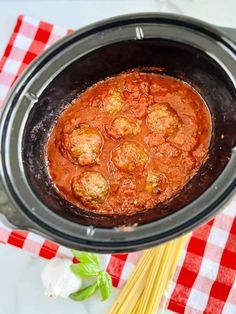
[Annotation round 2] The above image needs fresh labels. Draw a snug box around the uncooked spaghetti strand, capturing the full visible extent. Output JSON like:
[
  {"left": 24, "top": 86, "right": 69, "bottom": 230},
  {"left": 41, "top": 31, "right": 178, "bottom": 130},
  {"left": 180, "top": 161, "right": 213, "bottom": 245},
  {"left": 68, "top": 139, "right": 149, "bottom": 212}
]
[
  {"left": 114, "top": 249, "right": 152, "bottom": 298},
  {"left": 110, "top": 257, "right": 151, "bottom": 314},
  {"left": 132, "top": 296, "right": 141, "bottom": 314},
  {"left": 147, "top": 240, "right": 176, "bottom": 314},
  {"left": 109, "top": 249, "right": 154, "bottom": 314},
  {"left": 146, "top": 241, "right": 182, "bottom": 314},
  {"left": 133, "top": 239, "right": 183, "bottom": 314},
  {"left": 130, "top": 250, "right": 161, "bottom": 314},
  {"left": 136, "top": 244, "right": 165, "bottom": 314},
  {"left": 118, "top": 273, "right": 146, "bottom": 314},
  {"left": 169, "top": 235, "right": 188, "bottom": 278},
  {"left": 161, "top": 235, "right": 189, "bottom": 314},
  {"left": 110, "top": 235, "right": 189, "bottom": 314}
]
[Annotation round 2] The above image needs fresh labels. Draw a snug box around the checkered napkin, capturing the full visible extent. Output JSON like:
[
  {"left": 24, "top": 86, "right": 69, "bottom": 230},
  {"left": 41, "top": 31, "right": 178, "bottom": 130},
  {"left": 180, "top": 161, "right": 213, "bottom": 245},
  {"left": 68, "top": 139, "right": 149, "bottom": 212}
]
[{"left": 1, "top": 16, "right": 236, "bottom": 313}]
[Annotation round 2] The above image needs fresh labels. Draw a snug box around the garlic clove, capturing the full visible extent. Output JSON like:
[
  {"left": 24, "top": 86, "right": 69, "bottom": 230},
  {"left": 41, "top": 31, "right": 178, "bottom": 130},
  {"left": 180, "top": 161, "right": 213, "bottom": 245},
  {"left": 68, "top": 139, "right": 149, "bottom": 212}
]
[{"left": 41, "top": 257, "right": 82, "bottom": 299}]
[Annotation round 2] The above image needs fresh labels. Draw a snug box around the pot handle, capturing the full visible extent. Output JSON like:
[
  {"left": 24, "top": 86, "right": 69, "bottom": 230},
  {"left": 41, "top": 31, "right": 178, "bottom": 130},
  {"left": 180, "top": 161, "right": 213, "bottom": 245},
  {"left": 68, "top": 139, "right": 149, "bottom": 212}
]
[{"left": 0, "top": 179, "right": 36, "bottom": 231}]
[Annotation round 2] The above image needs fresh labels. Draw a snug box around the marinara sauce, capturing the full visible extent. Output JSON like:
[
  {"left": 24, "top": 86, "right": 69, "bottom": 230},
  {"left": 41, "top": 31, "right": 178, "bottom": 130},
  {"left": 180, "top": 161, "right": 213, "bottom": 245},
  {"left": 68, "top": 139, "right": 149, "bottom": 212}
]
[{"left": 47, "top": 72, "right": 211, "bottom": 215}]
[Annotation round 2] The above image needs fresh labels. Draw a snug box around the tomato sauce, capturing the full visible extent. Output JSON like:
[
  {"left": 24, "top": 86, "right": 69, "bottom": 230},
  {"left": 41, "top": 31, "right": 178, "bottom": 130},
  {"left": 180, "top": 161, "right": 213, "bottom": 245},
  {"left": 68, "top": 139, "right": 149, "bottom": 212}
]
[{"left": 47, "top": 72, "right": 211, "bottom": 215}]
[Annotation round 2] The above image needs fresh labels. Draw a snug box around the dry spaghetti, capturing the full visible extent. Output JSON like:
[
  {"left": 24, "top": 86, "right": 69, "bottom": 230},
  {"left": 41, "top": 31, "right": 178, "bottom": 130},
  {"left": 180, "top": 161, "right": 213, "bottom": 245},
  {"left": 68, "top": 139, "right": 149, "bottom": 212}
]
[{"left": 109, "top": 235, "right": 188, "bottom": 314}]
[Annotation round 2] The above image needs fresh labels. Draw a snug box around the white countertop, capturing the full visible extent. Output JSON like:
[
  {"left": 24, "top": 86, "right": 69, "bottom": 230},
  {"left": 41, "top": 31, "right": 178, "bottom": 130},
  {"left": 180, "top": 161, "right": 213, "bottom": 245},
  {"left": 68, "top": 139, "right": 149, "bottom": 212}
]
[{"left": 0, "top": 1, "right": 236, "bottom": 313}]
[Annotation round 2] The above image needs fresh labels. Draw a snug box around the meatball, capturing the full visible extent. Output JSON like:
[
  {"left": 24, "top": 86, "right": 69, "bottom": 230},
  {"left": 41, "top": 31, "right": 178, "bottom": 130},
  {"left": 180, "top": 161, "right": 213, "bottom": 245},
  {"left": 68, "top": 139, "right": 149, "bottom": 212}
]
[
  {"left": 72, "top": 171, "right": 109, "bottom": 206},
  {"left": 146, "top": 171, "right": 168, "bottom": 193},
  {"left": 147, "top": 103, "right": 182, "bottom": 137},
  {"left": 106, "top": 117, "right": 141, "bottom": 140},
  {"left": 61, "top": 126, "right": 103, "bottom": 166},
  {"left": 112, "top": 141, "right": 149, "bottom": 172},
  {"left": 103, "top": 89, "right": 122, "bottom": 114}
]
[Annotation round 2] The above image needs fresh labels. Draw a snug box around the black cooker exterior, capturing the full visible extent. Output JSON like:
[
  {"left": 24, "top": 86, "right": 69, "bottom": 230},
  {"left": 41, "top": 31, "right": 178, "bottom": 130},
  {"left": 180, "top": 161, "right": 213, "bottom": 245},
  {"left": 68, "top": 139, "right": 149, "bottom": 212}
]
[{"left": 0, "top": 13, "right": 236, "bottom": 253}]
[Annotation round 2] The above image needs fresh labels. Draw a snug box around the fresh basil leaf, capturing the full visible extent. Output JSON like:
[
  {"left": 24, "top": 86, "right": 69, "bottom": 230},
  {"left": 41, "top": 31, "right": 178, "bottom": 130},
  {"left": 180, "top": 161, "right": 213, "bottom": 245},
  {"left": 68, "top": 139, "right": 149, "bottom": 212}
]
[
  {"left": 71, "top": 250, "right": 99, "bottom": 266},
  {"left": 98, "top": 272, "right": 112, "bottom": 301},
  {"left": 71, "top": 263, "right": 101, "bottom": 277},
  {"left": 69, "top": 281, "right": 98, "bottom": 301}
]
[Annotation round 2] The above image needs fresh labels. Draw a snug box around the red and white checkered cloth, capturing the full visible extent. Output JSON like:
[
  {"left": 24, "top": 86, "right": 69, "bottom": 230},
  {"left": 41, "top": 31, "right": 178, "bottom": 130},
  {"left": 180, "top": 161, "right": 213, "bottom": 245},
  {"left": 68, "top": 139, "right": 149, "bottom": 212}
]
[{"left": 1, "top": 15, "right": 236, "bottom": 313}]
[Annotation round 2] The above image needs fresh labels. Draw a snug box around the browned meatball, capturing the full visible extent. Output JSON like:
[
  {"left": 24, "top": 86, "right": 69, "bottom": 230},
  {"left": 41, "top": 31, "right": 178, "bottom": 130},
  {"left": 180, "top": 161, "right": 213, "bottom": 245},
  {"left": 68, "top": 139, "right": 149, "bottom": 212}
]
[
  {"left": 72, "top": 171, "right": 109, "bottom": 206},
  {"left": 61, "top": 126, "right": 103, "bottom": 166},
  {"left": 147, "top": 103, "right": 182, "bottom": 137},
  {"left": 146, "top": 171, "right": 168, "bottom": 193},
  {"left": 106, "top": 117, "right": 140, "bottom": 140},
  {"left": 112, "top": 141, "right": 149, "bottom": 172},
  {"left": 103, "top": 89, "right": 123, "bottom": 114}
]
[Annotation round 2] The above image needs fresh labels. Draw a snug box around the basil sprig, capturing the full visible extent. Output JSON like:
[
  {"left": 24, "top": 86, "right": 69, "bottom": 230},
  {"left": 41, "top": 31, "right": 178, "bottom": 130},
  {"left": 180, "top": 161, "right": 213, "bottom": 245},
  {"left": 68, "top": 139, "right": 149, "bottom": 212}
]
[
  {"left": 98, "top": 271, "right": 112, "bottom": 301},
  {"left": 69, "top": 250, "right": 112, "bottom": 302},
  {"left": 70, "top": 281, "right": 98, "bottom": 301}
]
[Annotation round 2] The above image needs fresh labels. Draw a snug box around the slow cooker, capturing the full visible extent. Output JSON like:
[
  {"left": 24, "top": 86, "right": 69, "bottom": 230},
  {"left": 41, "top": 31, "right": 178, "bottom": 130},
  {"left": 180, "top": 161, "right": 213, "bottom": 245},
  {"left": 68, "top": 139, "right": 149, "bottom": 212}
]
[{"left": 0, "top": 13, "right": 236, "bottom": 253}]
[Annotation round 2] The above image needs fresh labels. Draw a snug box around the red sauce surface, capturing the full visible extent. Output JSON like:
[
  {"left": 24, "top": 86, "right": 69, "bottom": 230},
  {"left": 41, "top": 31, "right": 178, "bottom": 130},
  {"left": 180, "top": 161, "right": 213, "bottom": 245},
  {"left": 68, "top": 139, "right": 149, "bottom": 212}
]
[{"left": 47, "top": 72, "right": 211, "bottom": 215}]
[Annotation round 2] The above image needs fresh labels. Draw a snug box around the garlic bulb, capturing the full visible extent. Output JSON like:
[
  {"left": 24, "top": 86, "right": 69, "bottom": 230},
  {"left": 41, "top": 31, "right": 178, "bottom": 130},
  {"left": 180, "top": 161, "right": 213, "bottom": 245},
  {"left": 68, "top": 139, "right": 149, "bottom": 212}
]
[{"left": 41, "top": 257, "right": 82, "bottom": 299}]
